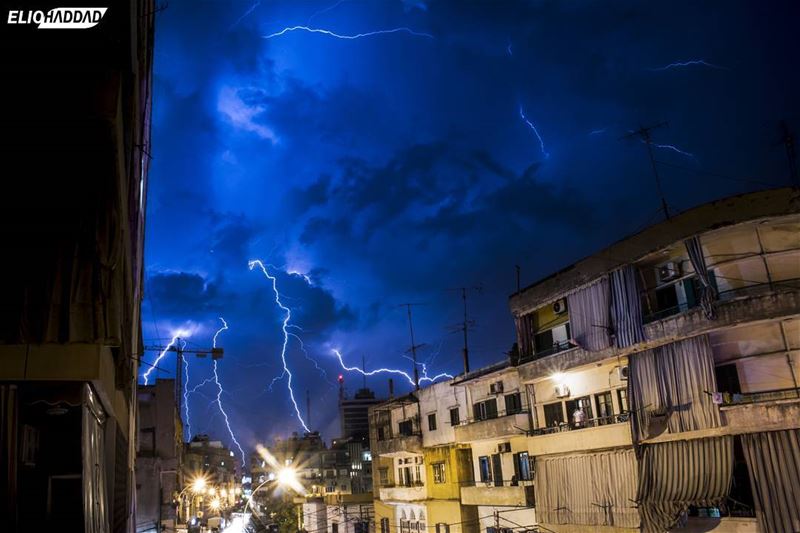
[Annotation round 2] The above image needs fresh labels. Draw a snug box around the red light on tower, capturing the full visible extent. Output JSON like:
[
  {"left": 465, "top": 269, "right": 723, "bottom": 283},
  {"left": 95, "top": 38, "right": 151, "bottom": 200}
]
[{"left": 338, "top": 374, "right": 344, "bottom": 383}]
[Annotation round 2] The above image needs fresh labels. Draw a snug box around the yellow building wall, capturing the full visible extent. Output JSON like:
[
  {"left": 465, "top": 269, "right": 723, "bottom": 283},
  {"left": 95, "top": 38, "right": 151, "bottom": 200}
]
[
  {"left": 374, "top": 500, "right": 395, "bottom": 532},
  {"left": 426, "top": 500, "right": 478, "bottom": 533}
]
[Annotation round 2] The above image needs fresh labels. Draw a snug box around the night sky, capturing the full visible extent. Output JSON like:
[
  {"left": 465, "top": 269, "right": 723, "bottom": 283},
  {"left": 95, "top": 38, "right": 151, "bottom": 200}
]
[{"left": 143, "top": 0, "right": 799, "bottom": 452}]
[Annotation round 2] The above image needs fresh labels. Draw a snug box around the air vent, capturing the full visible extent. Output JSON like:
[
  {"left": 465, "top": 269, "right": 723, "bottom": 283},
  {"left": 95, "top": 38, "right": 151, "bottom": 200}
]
[
  {"left": 655, "top": 262, "right": 681, "bottom": 285},
  {"left": 554, "top": 384, "right": 571, "bottom": 398}
]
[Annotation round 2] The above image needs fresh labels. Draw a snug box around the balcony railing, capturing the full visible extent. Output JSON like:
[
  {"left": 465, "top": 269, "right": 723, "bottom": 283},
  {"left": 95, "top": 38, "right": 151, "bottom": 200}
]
[
  {"left": 456, "top": 408, "right": 530, "bottom": 427},
  {"left": 460, "top": 479, "right": 535, "bottom": 507},
  {"left": 719, "top": 387, "right": 800, "bottom": 407},
  {"left": 530, "top": 413, "right": 628, "bottom": 436}
]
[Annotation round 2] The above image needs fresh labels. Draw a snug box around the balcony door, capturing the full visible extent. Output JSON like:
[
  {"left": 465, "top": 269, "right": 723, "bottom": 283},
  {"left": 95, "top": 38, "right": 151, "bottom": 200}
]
[{"left": 491, "top": 454, "right": 503, "bottom": 487}]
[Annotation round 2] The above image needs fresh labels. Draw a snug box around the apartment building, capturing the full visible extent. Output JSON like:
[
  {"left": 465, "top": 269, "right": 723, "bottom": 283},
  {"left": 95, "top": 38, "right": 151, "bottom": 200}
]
[
  {"left": 508, "top": 187, "right": 799, "bottom": 533},
  {"left": 0, "top": 1, "right": 155, "bottom": 531},
  {"left": 370, "top": 381, "right": 478, "bottom": 533}
]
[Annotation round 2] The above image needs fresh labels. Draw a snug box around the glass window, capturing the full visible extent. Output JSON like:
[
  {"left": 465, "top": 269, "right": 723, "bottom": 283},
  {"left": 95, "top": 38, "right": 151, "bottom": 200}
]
[
  {"left": 543, "top": 402, "right": 564, "bottom": 427},
  {"left": 566, "top": 396, "right": 594, "bottom": 428},
  {"left": 514, "top": 451, "right": 532, "bottom": 481},
  {"left": 398, "top": 419, "right": 413, "bottom": 436},
  {"left": 505, "top": 392, "right": 522, "bottom": 415},
  {"left": 378, "top": 468, "right": 388, "bottom": 486},
  {"left": 435, "top": 524, "right": 450, "bottom": 533},
  {"left": 381, "top": 519, "right": 390, "bottom": 533},
  {"left": 595, "top": 391, "right": 613, "bottom": 424},
  {"left": 432, "top": 462, "right": 446, "bottom": 484},
  {"left": 478, "top": 456, "right": 491, "bottom": 482},
  {"left": 449, "top": 407, "right": 460, "bottom": 426},
  {"left": 474, "top": 398, "right": 498, "bottom": 421},
  {"left": 428, "top": 413, "right": 437, "bottom": 431},
  {"left": 617, "top": 388, "right": 629, "bottom": 412}
]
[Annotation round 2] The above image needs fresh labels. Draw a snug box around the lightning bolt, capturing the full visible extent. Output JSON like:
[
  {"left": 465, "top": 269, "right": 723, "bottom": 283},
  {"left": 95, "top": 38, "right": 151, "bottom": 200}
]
[
  {"left": 229, "top": 0, "right": 261, "bottom": 30},
  {"left": 249, "top": 260, "right": 310, "bottom": 432},
  {"left": 263, "top": 26, "right": 434, "bottom": 40},
  {"left": 308, "top": 0, "right": 348, "bottom": 23},
  {"left": 646, "top": 140, "right": 696, "bottom": 159},
  {"left": 182, "top": 341, "right": 192, "bottom": 440},
  {"left": 142, "top": 330, "right": 190, "bottom": 385},
  {"left": 507, "top": 40, "right": 513, "bottom": 56},
  {"left": 210, "top": 318, "right": 246, "bottom": 463},
  {"left": 332, "top": 349, "right": 452, "bottom": 387},
  {"left": 519, "top": 104, "right": 550, "bottom": 159},
  {"left": 648, "top": 60, "right": 727, "bottom": 71},
  {"left": 289, "top": 332, "right": 334, "bottom": 385},
  {"left": 589, "top": 128, "right": 608, "bottom": 136}
]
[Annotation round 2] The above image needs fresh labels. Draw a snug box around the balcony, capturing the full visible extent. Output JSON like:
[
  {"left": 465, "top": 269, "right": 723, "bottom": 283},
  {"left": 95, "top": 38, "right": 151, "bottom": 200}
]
[
  {"left": 517, "top": 289, "right": 800, "bottom": 384},
  {"left": 454, "top": 412, "right": 530, "bottom": 443},
  {"left": 460, "top": 480, "right": 535, "bottom": 507},
  {"left": 372, "top": 432, "right": 422, "bottom": 457},
  {"left": 721, "top": 388, "right": 800, "bottom": 434},
  {"left": 378, "top": 482, "right": 426, "bottom": 502},
  {"left": 528, "top": 414, "right": 632, "bottom": 456}
]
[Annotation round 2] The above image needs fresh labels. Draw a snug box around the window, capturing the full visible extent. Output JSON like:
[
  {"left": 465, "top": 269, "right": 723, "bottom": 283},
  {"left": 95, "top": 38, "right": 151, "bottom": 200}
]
[
  {"left": 381, "top": 519, "right": 390, "bottom": 533},
  {"left": 449, "top": 407, "right": 460, "bottom": 426},
  {"left": 513, "top": 451, "right": 532, "bottom": 481},
  {"left": 400, "top": 521, "right": 410, "bottom": 533},
  {"left": 398, "top": 419, "right": 414, "bottom": 436},
  {"left": 566, "top": 396, "right": 594, "bottom": 428},
  {"left": 491, "top": 454, "right": 503, "bottom": 486},
  {"left": 432, "top": 462, "right": 446, "bottom": 483},
  {"left": 474, "top": 398, "right": 498, "bottom": 421},
  {"left": 505, "top": 392, "right": 522, "bottom": 415},
  {"left": 378, "top": 468, "right": 389, "bottom": 486},
  {"left": 332, "top": 523, "right": 338, "bottom": 533},
  {"left": 428, "top": 413, "right": 437, "bottom": 431},
  {"left": 479, "top": 456, "right": 491, "bottom": 482},
  {"left": 617, "top": 388, "right": 629, "bottom": 413},
  {"left": 715, "top": 363, "right": 741, "bottom": 395},
  {"left": 377, "top": 426, "right": 386, "bottom": 441},
  {"left": 543, "top": 402, "right": 564, "bottom": 427},
  {"left": 595, "top": 391, "right": 613, "bottom": 424},
  {"left": 355, "top": 522, "right": 369, "bottom": 533},
  {"left": 436, "top": 524, "right": 450, "bottom": 533}
]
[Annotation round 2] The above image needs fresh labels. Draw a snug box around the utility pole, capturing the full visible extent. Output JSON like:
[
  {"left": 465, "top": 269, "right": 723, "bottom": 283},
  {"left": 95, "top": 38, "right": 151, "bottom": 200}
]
[
  {"left": 778, "top": 121, "right": 799, "bottom": 188},
  {"left": 447, "top": 285, "right": 482, "bottom": 375},
  {"left": 398, "top": 303, "right": 426, "bottom": 390},
  {"left": 622, "top": 122, "right": 671, "bottom": 220}
]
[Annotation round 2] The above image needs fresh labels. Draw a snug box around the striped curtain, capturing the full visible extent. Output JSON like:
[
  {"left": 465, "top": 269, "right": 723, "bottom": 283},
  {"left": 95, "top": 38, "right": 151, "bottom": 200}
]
[
  {"left": 514, "top": 313, "right": 534, "bottom": 358},
  {"left": 741, "top": 429, "right": 800, "bottom": 533},
  {"left": 566, "top": 276, "right": 612, "bottom": 352},
  {"left": 637, "top": 436, "right": 734, "bottom": 533},
  {"left": 610, "top": 266, "right": 645, "bottom": 348},
  {"left": 629, "top": 336, "right": 721, "bottom": 441},
  {"left": 534, "top": 449, "right": 639, "bottom": 528},
  {"left": 684, "top": 236, "right": 718, "bottom": 320}
]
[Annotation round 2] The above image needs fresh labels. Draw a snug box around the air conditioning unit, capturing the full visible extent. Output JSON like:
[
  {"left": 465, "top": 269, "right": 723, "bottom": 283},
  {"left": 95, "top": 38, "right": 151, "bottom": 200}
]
[
  {"left": 498, "top": 442, "right": 512, "bottom": 453},
  {"left": 490, "top": 381, "right": 504, "bottom": 394},
  {"left": 617, "top": 366, "right": 629, "bottom": 381},
  {"left": 656, "top": 262, "right": 681, "bottom": 285},
  {"left": 552, "top": 299, "right": 567, "bottom": 315},
  {"left": 554, "top": 384, "right": 571, "bottom": 398}
]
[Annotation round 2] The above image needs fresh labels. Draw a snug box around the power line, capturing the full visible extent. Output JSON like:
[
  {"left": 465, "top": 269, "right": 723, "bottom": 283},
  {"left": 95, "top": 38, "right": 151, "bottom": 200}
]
[{"left": 621, "top": 122, "right": 671, "bottom": 220}]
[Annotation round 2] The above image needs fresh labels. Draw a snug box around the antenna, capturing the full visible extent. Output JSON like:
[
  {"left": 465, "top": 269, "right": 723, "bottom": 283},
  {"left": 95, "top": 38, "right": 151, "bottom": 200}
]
[
  {"left": 397, "top": 303, "right": 426, "bottom": 390},
  {"left": 621, "top": 122, "right": 671, "bottom": 220},
  {"left": 306, "top": 389, "right": 311, "bottom": 430},
  {"left": 777, "top": 121, "right": 799, "bottom": 188},
  {"left": 447, "top": 285, "right": 482, "bottom": 374},
  {"left": 361, "top": 355, "right": 367, "bottom": 389}
]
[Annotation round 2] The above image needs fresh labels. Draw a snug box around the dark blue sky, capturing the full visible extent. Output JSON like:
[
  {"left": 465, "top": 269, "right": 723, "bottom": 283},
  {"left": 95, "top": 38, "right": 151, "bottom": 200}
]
[{"left": 143, "top": 0, "right": 799, "bottom": 450}]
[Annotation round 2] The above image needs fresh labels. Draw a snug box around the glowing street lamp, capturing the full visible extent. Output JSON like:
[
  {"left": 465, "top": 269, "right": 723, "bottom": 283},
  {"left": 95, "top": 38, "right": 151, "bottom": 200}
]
[{"left": 209, "top": 498, "right": 221, "bottom": 511}]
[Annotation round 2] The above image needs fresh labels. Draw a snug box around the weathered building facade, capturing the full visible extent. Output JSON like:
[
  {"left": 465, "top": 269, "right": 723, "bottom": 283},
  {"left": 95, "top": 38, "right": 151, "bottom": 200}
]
[
  {"left": 0, "top": 1, "right": 155, "bottom": 532},
  {"left": 365, "top": 188, "right": 799, "bottom": 533}
]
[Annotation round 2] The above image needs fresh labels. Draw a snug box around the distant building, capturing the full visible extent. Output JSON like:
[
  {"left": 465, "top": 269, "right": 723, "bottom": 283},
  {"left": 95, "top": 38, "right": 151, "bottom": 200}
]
[
  {"left": 183, "top": 435, "right": 240, "bottom": 522},
  {"left": 136, "top": 379, "right": 184, "bottom": 533},
  {"left": 340, "top": 381, "right": 383, "bottom": 441}
]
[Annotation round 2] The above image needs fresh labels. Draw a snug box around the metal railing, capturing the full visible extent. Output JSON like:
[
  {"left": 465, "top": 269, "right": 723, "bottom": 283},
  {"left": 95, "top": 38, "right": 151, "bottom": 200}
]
[
  {"left": 461, "top": 478, "right": 534, "bottom": 488},
  {"left": 719, "top": 387, "right": 800, "bottom": 407},
  {"left": 380, "top": 481, "right": 425, "bottom": 489},
  {"left": 529, "top": 413, "right": 629, "bottom": 436},
  {"left": 455, "top": 408, "right": 530, "bottom": 427}
]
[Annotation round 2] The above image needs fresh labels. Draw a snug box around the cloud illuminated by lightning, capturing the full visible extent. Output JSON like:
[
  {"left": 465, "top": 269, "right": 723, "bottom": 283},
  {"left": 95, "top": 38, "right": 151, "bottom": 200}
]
[
  {"left": 648, "top": 59, "right": 727, "bottom": 71},
  {"left": 143, "top": 329, "right": 191, "bottom": 385},
  {"left": 210, "top": 317, "right": 246, "bottom": 463},
  {"left": 518, "top": 104, "right": 550, "bottom": 159},
  {"left": 332, "top": 349, "right": 452, "bottom": 387},
  {"left": 263, "top": 26, "right": 434, "bottom": 40},
  {"left": 249, "top": 260, "right": 310, "bottom": 432}
]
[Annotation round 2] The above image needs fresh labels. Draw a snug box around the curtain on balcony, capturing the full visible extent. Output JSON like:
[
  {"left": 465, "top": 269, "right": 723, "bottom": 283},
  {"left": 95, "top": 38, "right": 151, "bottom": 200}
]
[
  {"left": 514, "top": 313, "right": 534, "bottom": 358},
  {"left": 566, "top": 276, "right": 612, "bottom": 352},
  {"left": 684, "top": 236, "right": 718, "bottom": 320},
  {"left": 637, "top": 436, "right": 733, "bottom": 533},
  {"left": 534, "top": 449, "right": 639, "bottom": 528},
  {"left": 609, "top": 265, "right": 645, "bottom": 347},
  {"left": 741, "top": 429, "right": 800, "bottom": 533},
  {"left": 82, "top": 384, "right": 108, "bottom": 533},
  {"left": 629, "top": 335, "right": 721, "bottom": 441}
]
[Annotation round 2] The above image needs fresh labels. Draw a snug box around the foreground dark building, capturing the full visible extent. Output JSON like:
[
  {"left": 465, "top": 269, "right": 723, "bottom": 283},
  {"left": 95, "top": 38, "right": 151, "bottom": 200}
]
[{"left": 0, "top": 1, "right": 155, "bottom": 531}]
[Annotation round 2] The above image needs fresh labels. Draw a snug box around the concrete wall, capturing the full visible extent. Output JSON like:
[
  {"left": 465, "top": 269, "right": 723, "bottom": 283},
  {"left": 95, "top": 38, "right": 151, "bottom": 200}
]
[
  {"left": 469, "top": 436, "right": 528, "bottom": 485},
  {"left": 419, "top": 381, "right": 467, "bottom": 448},
  {"left": 426, "top": 500, "right": 478, "bottom": 533},
  {"left": 476, "top": 505, "right": 536, "bottom": 532}
]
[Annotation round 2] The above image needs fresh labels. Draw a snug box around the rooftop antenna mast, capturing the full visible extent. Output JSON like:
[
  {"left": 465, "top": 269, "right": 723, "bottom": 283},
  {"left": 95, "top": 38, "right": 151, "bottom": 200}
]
[
  {"left": 398, "top": 303, "right": 426, "bottom": 390},
  {"left": 777, "top": 120, "right": 799, "bottom": 188},
  {"left": 447, "top": 285, "right": 482, "bottom": 375},
  {"left": 621, "top": 122, "right": 671, "bottom": 220},
  {"left": 361, "top": 355, "right": 367, "bottom": 389}
]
